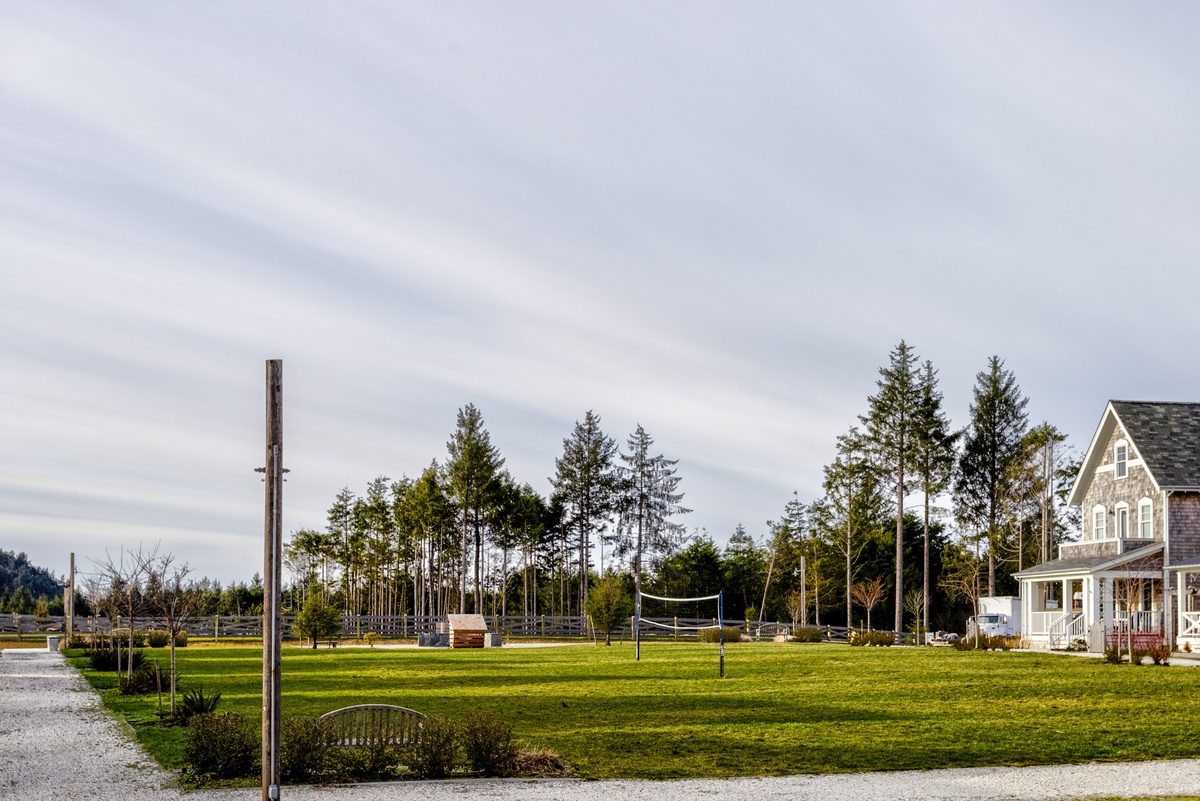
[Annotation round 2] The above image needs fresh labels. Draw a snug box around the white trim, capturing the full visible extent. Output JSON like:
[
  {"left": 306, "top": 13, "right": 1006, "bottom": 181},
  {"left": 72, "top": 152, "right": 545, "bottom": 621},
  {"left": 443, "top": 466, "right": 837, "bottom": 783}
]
[
  {"left": 1115, "top": 440, "right": 1129, "bottom": 479},
  {"left": 1093, "top": 505, "right": 1107, "bottom": 540},
  {"left": 1138, "top": 498, "right": 1153, "bottom": 539},
  {"left": 1096, "top": 464, "right": 1116, "bottom": 474},
  {"left": 1115, "top": 502, "right": 1130, "bottom": 539}
]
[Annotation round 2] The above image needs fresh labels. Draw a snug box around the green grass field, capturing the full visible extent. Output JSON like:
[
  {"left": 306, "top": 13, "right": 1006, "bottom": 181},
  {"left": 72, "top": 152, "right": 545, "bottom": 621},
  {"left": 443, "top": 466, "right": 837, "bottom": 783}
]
[{"left": 72, "top": 641, "right": 1200, "bottom": 780}]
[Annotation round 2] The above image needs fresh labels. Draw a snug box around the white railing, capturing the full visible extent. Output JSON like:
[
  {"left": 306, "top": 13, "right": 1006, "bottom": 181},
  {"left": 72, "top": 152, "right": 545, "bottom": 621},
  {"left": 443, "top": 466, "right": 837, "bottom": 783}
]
[
  {"left": 1113, "top": 610, "right": 1161, "bottom": 631},
  {"left": 1047, "top": 612, "right": 1085, "bottom": 649},
  {"left": 1030, "top": 611, "right": 1070, "bottom": 635},
  {"left": 1181, "top": 612, "right": 1200, "bottom": 639}
]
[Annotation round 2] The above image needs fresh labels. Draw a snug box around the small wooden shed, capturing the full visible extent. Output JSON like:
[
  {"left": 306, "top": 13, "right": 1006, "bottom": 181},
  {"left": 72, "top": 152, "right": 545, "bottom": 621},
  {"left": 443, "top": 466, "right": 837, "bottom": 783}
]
[{"left": 446, "top": 614, "right": 489, "bottom": 648}]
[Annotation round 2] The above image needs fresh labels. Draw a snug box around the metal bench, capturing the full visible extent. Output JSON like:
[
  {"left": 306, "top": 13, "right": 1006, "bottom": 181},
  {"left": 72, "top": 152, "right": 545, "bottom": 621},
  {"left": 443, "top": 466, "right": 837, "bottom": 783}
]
[{"left": 318, "top": 704, "right": 425, "bottom": 748}]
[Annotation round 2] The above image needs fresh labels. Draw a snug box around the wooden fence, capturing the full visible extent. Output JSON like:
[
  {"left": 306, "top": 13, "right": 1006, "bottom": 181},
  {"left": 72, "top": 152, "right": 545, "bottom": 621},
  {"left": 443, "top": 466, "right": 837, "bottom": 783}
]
[{"left": 2, "top": 613, "right": 854, "bottom": 642}]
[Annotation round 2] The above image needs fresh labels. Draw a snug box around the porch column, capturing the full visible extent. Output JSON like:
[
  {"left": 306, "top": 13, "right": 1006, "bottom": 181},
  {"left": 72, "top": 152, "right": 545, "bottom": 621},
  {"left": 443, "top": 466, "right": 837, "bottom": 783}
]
[
  {"left": 1101, "top": 578, "right": 1113, "bottom": 630},
  {"left": 1164, "top": 569, "right": 1173, "bottom": 648},
  {"left": 1085, "top": 576, "right": 1100, "bottom": 628},
  {"left": 1062, "top": 579, "right": 1071, "bottom": 613}
]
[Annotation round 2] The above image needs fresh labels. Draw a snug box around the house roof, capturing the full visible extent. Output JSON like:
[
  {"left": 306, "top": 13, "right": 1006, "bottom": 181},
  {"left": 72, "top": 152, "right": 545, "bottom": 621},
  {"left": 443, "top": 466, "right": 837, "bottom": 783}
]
[
  {"left": 1110, "top": 401, "right": 1200, "bottom": 489},
  {"left": 1067, "top": 401, "right": 1200, "bottom": 506},
  {"left": 1166, "top": 553, "right": 1200, "bottom": 571},
  {"left": 1013, "top": 542, "right": 1164, "bottom": 579}
]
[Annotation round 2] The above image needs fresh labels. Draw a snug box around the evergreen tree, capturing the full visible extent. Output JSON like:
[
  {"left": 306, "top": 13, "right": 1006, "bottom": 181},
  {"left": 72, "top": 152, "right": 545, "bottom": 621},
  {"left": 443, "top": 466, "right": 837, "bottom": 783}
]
[
  {"left": 616, "top": 424, "right": 690, "bottom": 600},
  {"left": 585, "top": 574, "right": 634, "bottom": 645},
  {"left": 954, "top": 356, "right": 1029, "bottom": 596},
  {"left": 860, "top": 341, "right": 922, "bottom": 637},
  {"left": 817, "top": 427, "right": 888, "bottom": 627},
  {"left": 912, "top": 360, "right": 959, "bottom": 635},
  {"left": 552, "top": 411, "right": 618, "bottom": 612},
  {"left": 446, "top": 404, "right": 504, "bottom": 613}
]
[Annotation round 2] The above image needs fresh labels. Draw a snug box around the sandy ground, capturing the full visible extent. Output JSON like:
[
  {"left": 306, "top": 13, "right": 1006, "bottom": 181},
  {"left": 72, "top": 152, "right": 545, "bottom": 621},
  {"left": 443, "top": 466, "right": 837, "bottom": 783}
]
[{"left": 3, "top": 647, "right": 1200, "bottom": 801}]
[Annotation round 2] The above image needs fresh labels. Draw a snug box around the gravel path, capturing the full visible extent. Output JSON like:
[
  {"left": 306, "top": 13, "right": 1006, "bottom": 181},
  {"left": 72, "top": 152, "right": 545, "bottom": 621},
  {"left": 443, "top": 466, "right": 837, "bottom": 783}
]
[{"left": 4, "top": 648, "right": 1200, "bottom": 801}]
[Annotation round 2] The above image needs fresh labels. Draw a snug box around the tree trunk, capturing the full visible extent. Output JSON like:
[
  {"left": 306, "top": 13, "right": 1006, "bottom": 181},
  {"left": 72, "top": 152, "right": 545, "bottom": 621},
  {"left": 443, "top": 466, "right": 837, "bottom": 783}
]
[
  {"left": 895, "top": 471, "right": 904, "bottom": 639},
  {"left": 923, "top": 493, "right": 930, "bottom": 641}
]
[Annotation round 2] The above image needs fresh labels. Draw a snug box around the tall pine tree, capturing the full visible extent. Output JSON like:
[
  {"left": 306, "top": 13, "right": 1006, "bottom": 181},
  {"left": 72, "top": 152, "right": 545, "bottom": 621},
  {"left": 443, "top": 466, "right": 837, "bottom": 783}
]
[
  {"left": 617, "top": 424, "right": 689, "bottom": 600},
  {"left": 552, "top": 411, "right": 618, "bottom": 612},
  {"left": 860, "top": 341, "right": 922, "bottom": 637},
  {"left": 954, "top": 356, "right": 1029, "bottom": 596},
  {"left": 913, "top": 360, "right": 959, "bottom": 635},
  {"left": 446, "top": 404, "right": 504, "bottom": 613}
]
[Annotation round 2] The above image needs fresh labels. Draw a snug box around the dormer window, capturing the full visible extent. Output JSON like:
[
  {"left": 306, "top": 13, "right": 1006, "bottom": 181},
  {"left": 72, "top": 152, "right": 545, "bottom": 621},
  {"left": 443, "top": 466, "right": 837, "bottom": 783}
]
[
  {"left": 1115, "top": 441, "right": 1128, "bottom": 479},
  {"left": 1115, "top": 502, "right": 1129, "bottom": 538},
  {"left": 1093, "top": 506, "right": 1107, "bottom": 540}
]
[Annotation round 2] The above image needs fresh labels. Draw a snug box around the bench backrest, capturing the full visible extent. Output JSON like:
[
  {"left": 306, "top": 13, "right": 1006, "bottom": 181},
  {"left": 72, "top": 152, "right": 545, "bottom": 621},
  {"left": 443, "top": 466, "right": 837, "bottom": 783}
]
[{"left": 318, "top": 704, "right": 425, "bottom": 748}]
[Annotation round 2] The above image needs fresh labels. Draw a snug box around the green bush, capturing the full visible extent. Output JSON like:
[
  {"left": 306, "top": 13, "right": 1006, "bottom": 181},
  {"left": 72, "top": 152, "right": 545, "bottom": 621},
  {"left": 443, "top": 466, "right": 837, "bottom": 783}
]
[
  {"left": 174, "top": 631, "right": 188, "bottom": 648},
  {"left": 697, "top": 625, "right": 742, "bottom": 643},
  {"left": 460, "top": 711, "right": 518, "bottom": 778},
  {"left": 179, "top": 686, "right": 222, "bottom": 723},
  {"left": 281, "top": 716, "right": 335, "bottom": 783},
  {"left": 850, "top": 631, "right": 895, "bottom": 647},
  {"left": 183, "top": 713, "right": 259, "bottom": 779},
  {"left": 88, "top": 646, "right": 145, "bottom": 672},
  {"left": 65, "top": 634, "right": 89, "bottom": 649},
  {"left": 1129, "top": 646, "right": 1148, "bottom": 666},
  {"left": 146, "top": 630, "right": 171, "bottom": 648},
  {"left": 111, "top": 628, "right": 148, "bottom": 648},
  {"left": 327, "top": 742, "right": 402, "bottom": 781},
  {"left": 1104, "top": 644, "right": 1126, "bottom": 664},
  {"left": 791, "top": 626, "right": 823, "bottom": 643},
  {"left": 409, "top": 714, "right": 458, "bottom": 779},
  {"left": 118, "top": 663, "right": 159, "bottom": 695}
]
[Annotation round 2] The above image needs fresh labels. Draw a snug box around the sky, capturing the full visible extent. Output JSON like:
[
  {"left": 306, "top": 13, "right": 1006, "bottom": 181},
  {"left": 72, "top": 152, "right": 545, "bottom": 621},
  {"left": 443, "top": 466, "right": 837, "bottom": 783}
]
[{"left": 4, "top": 2, "right": 1200, "bottom": 586}]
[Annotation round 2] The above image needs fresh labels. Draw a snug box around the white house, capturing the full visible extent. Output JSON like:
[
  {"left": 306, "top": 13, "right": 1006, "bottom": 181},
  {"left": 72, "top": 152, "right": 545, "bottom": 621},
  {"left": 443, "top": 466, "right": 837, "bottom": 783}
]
[{"left": 1015, "top": 401, "right": 1200, "bottom": 652}]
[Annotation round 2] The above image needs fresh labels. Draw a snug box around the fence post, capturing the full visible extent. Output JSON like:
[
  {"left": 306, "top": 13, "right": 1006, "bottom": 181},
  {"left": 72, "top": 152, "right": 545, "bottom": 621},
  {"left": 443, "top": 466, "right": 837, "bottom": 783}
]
[
  {"left": 674, "top": 617, "right": 678, "bottom": 641},
  {"left": 541, "top": 615, "right": 545, "bottom": 638}
]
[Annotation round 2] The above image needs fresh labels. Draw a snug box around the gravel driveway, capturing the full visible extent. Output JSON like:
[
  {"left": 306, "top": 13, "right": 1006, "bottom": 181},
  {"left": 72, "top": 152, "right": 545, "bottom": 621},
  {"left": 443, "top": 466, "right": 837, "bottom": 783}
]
[{"left": 4, "top": 648, "right": 1199, "bottom": 801}]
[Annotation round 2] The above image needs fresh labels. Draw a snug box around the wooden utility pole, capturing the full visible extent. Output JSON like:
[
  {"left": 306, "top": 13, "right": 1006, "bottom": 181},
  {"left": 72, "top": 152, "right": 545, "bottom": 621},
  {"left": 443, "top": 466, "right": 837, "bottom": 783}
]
[
  {"left": 261, "top": 360, "right": 283, "bottom": 801},
  {"left": 65, "top": 553, "right": 75, "bottom": 641}
]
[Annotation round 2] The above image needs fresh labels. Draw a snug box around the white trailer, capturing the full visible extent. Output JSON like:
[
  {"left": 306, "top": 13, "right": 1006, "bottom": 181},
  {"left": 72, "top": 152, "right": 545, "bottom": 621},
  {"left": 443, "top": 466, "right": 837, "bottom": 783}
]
[{"left": 967, "top": 596, "right": 1022, "bottom": 638}]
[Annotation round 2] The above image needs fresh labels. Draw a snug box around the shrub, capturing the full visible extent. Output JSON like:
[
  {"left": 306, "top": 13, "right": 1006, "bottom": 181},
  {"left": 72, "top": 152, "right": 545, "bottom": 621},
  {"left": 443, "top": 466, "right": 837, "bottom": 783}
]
[
  {"left": 1148, "top": 644, "right": 1171, "bottom": 666},
  {"left": 992, "top": 636, "right": 1021, "bottom": 652},
  {"left": 327, "top": 742, "right": 401, "bottom": 781},
  {"left": 111, "top": 628, "right": 148, "bottom": 648},
  {"left": 174, "top": 631, "right": 188, "bottom": 648},
  {"left": 1129, "top": 646, "right": 1148, "bottom": 666},
  {"left": 1185, "top": 641, "right": 1193, "bottom": 653},
  {"left": 281, "top": 716, "right": 335, "bottom": 783},
  {"left": 65, "top": 634, "right": 89, "bottom": 650},
  {"left": 850, "top": 630, "right": 895, "bottom": 647},
  {"left": 88, "top": 645, "right": 145, "bottom": 672},
  {"left": 363, "top": 632, "right": 380, "bottom": 648},
  {"left": 118, "top": 663, "right": 158, "bottom": 695},
  {"left": 697, "top": 625, "right": 742, "bottom": 643},
  {"left": 791, "top": 626, "right": 823, "bottom": 643},
  {"left": 515, "top": 747, "right": 570, "bottom": 777},
  {"left": 952, "top": 634, "right": 995, "bottom": 651},
  {"left": 146, "top": 630, "right": 171, "bottom": 648},
  {"left": 461, "top": 711, "right": 518, "bottom": 778},
  {"left": 408, "top": 714, "right": 458, "bottom": 779},
  {"left": 1104, "top": 645, "right": 1126, "bottom": 664},
  {"left": 179, "top": 686, "right": 222, "bottom": 723},
  {"left": 184, "top": 713, "right": 259, "bottom": 779}
]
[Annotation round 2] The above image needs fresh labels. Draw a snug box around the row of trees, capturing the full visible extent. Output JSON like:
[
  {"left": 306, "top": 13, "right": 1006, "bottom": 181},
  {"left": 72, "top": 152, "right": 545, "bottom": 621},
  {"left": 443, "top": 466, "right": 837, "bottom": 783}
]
[
  {"left": 285, "top": 407, "right": 689, "bottom": 623},
  {"left": 275, "top": 343, "right": 1077, "bottom": 636},
  {"left": 814, "top": 344, "right": 1077, "bottom": 635}
]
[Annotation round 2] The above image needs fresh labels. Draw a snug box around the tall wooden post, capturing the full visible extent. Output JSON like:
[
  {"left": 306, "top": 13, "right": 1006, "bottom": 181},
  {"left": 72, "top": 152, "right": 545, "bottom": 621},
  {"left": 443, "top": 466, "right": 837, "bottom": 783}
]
[
  {"left": 65, "top": 553, "right": 75, "bottom": 641},
  {"left": 262, "top": 360, "right": 283, "bottom": 801}
]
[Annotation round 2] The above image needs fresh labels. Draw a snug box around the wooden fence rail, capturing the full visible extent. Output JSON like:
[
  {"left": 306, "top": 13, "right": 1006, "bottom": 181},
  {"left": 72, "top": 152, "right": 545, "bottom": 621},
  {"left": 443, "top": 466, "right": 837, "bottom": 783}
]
[{"left": 3, "top": 613, "right": 838, "bottom": 640}]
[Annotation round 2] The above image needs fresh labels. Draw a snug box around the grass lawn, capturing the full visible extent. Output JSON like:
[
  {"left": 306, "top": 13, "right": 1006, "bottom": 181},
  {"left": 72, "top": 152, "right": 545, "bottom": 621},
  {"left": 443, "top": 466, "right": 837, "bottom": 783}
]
[{"left": 71, "top": 641, "right": 1200, "bottom": 780}]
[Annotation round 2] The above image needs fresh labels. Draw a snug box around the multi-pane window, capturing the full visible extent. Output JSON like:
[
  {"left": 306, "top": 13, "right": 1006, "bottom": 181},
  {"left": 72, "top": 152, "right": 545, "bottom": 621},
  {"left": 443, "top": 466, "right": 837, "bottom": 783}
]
[
  {"left": 1139, "top": 499, "right": 1153, "bottom": 538},
  {"left": 1115, "top": 504, "right": 1129, "bottom": 538},
  {"left": 1115, "top": 442, "right": 1128, "bottom": 478},
  {"left": 1093, "top": 506, "right": 1107, "bottom": 540}
]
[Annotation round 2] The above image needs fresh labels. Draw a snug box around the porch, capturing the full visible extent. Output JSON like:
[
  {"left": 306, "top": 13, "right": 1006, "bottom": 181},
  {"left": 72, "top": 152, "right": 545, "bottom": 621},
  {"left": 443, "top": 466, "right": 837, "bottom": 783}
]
[
  {"left": 1016, "top": 544, "right": 1166, "bottom": 652},
  {"left": 1168, "top": 554, "right": 1200, "bottom": 652}
]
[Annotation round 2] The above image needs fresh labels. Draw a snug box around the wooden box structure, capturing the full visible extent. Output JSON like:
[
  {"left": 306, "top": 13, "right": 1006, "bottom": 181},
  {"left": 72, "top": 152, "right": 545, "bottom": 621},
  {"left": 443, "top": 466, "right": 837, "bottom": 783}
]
[{"left": 446, "top": 614, "right": 489, "bottom": 648}]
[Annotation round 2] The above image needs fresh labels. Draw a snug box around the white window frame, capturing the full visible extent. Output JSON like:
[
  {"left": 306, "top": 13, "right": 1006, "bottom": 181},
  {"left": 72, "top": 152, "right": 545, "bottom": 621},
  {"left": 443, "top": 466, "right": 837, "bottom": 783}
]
[
  {"left": 1138, "top": 498, "right": 1153, "bottom": 538},
  {"left": 1115, "top": 502, "right": 1129, "bottom": 538},
  {"left": 1093, "top": 505, "right": 1107, "bottom": 540},
  {"left": 1115, "top": 440, "right": 1129, "bottom": 479}
]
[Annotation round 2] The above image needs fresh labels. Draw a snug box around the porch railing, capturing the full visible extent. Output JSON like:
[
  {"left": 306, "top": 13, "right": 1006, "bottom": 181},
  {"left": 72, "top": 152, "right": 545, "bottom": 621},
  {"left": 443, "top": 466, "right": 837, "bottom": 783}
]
[
  {"left": 1047, "top": 612, "right": 1085, "bottom": 650},
  {"left": 1180, "top": 612, "right": 1200, "bottom": 639}
]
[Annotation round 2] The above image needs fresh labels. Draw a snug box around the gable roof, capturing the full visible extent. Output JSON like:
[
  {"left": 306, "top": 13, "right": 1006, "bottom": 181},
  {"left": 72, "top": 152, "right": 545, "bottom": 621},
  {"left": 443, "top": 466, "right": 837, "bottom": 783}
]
[
  {"left": 1110, "top": 401, "right": 1200, "bottom": 489},
  {"left": 1067, "top": 401, "right": 1200, "bottom": 505},
  {"left": 1013, "top": 542, "right": 1164, "bottom": 579}
]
